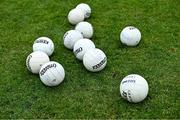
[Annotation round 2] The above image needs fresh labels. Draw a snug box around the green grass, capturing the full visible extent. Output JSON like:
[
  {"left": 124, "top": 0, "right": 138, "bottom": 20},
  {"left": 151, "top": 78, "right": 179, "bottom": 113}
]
[{"left": 0, "top": 0, "right": 179, "bottom": 119}]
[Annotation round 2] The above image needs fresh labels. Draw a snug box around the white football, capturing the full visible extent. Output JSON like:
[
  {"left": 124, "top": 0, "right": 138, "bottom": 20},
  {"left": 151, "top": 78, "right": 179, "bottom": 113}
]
[
  {"left": 76, "top": 3, "right": 91, "bottom": 19},
  {"left": 120, "top": 74, "right": 149, "bottom": 103},
  {"left": 73, "top": 39, "right": 95, "bottom": 60},
  {"left": 120, "top": 26, "right": 141, "bottom": 46},
  {"left": 75, "top": 21, "right": 93, "bottom": 38},
  {"left": 39, "top": 61, "right": 65, "bottom": 87},
  {"left": 63, "top": 30, "right": 83, "bottom": 50},
  {"left": 83, "top": 48, "right": 107, "bottom": 72},
  {"left": 26, "top": 51, "right": 50, "bottom": 74},
  {"left": 33, "top": 37, "right": 54, "bottom": 56},
  {"left": 68, "top": 8, "right": 84, "bottom": 25}
]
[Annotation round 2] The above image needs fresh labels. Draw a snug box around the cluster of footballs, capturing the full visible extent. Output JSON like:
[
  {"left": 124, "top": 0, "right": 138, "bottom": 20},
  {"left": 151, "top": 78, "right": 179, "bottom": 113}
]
[
  {"left": 26, "top": 3, "right": 149, "bottom": 103},
  {"left": 65, "top": 3, "right": 107, "bottom": 72},
  {"left": 26, "top": 37, "right": 65, "bottom": 87}
]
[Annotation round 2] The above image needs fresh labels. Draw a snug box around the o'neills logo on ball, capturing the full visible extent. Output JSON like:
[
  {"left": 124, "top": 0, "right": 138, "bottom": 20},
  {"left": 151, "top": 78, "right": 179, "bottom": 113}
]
[
  {"left": 129, "top": 27, "right": 135, "bottom": 30},
  {"left": 63, "top": 32, "right": 69, "bottom": 39},
  {"left": 86, "top": 12, "right": 90, "bottom": 17},
  {"left": 122, "top": 80, "right": 135, "bottom": 84},
  {"left": 122, "top": 91, "right": 127, "bottom": 99},
  {"left": 26, "top": 55, "right": 32, "bottom": 72},
  {"left": 122, "top": 90, "right": 132, "bottom": 102},
  {"left": 92, "top": 57, "right": 107, "bottom": 70},
  {"left": 40, "top": 64, "right": 56, "bottom": 76},
  {"left": 74, "top": 47, "right": 83, "bottom": 55},
  {"left": 35, "top": 39, "right": 49, "bottom": 44}
]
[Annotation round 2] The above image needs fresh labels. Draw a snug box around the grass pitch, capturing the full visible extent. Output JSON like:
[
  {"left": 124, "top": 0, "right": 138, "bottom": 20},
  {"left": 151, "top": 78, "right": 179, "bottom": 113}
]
[{"left": 0, "top": 0, "right": 179, "bottom": 119}]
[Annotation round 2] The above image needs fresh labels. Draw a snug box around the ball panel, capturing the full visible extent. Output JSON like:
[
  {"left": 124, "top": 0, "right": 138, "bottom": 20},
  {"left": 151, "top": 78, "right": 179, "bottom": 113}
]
[
  {"left": 40, "top": 72, "right": 52, "bottom": 86},
  {"left": 56, "top": 63, "right": 65, "bottom": 80},
  {"left": 47, "top": 69, "right": 60, "bottom": 86}
]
